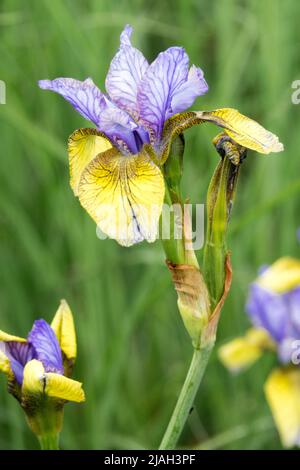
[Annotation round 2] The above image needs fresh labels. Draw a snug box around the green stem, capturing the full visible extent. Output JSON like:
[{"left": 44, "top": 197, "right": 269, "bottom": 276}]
[
  {"left": 160, "top": 183, "right": 186, "bottom": 265},
  {"left": 38, "top": 433, "right": 59, "bottom": 450},
  {"left": 159, "top": 346, "right": 213, "bottom": 450}
]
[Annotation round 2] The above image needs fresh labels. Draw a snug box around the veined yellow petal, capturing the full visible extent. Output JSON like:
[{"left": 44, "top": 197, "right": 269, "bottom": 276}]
[
  {"left": 51, "top": 299, "right": 77, "bottom": 360},
  {"left": 160, "top": 109, "right": 283, "bottom": 164},
  {"left": 68, "top": 128, "right": 113, "bottom": 196},
  {"left": 218, "top": 328, "right": 273, "bottom": 372},
  {"left": 264, "top": 368, "right": 300, "bottom": 447},
  {"left": 22, "top": 360, "right": 45, "bottom": 394},
  {"left": 45, "top": 373, "right": 85, "bottom": 403},
  {"left": 196, "top": 109, "right": 284, "bottom": 154},
  {"left": 257, "top": 257, "right": 300, "bottom": 293},
  {"left": 78, "top": 150, "right": 165, "bottom": 246},
  {"left": 0, "top": 330, "right": 26, "bottom": 342},
  {"left": 0, "top": 349, "right": 13, "bottom": 377}
]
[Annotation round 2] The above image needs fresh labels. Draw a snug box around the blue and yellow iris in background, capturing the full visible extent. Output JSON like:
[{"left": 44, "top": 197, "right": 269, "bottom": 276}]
[
  {"left": 219, "top": 257, "right": 300, "bottom": 447},
  {"left": 0, "top": 300, "right": 85, "bottom": 449}
]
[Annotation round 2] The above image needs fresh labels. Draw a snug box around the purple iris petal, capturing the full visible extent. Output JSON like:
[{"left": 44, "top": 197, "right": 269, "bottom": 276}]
[
  {"left": 39, "top": 25, "right": 209, "bottom": 153},
  {"left": 247, "top": 283, "right": 300, "bottom": 365},
  {"left": 246, "top": 283, "right": 288, "bottom": 342},
  {"left": 39, "top": 77, "right": 106, "bottom": 126},
  {"left": 28, "top": 319, "right": 63, "bottom": 375},
  {"left": 106, "top": 24, "right": 149, "bottom": 117},
  {"left": 289, "top": 286, "right": 300, "bottom": 336},
  {"left": 39, "top": 76, "right": 149, "bottom": 154},
  {"left": 169, "top": 65, "right": 208, "bottom": 116},
  {"left": 137, "top": 47, "right": 208, "bottom": 140},
  {"left": 1, "top": 342, "right": 36, "bottom": 385},
  {"left": 98, "top": 105, "right": 149, "bottom": 154}
]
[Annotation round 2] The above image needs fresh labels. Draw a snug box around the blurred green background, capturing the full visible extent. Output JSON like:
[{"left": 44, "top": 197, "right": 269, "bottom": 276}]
[{"left": 0, "top": 0, "right": 299, "bottom": 450}]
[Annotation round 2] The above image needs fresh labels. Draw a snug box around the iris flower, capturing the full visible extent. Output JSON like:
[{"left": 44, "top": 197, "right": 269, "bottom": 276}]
[
  {"left": 39, "top": 25, "right": 283, "bottom": 247},
  {"left": 0, "top": 300, "right": 85, "bottom": 444},
  {"left": 219, "top": 258, "right": 300, "bottom": 447}
]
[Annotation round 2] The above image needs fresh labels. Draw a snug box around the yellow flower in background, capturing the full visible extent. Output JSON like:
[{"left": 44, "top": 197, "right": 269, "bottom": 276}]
[
  {"left": 0, "top": 300, "right": 85, "bottom": 448},
  {"left": 39, "top": 25, "right": 283, "bottom": 247},
  {"left": 219, "top": 257, "right": 300, "bottom": 448}
]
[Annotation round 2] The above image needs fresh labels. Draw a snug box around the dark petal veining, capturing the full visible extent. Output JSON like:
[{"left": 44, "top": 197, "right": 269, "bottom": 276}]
[
  {"left": 97, "top": 104, "right": 149, "bottom": 154},
  {"left": 39, "top": 77, "right": 107, "bottom": 126},
  {"left": 105, "top": 24, "right": 149, "bottom": 117},
  {"left": 39, "top": 25, "right": 208, "bottom": 152},
  {"left": 137, "top": 47, "right": 208, "bottom": 141},
  {"left": 28, "top": 320, "right": 63, "bottom": 375},
  {"left": 38, "top": 76, "right": 149, "bottom": 154},
  {"left": 3, "top": 342, "right": 36, "bottom": 385}
]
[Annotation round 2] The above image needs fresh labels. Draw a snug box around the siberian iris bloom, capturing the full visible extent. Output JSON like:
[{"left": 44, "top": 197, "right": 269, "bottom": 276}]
[
  {"left": 39, "top": 25, "right": 283, "bottom": 247},
  {"left": 219, "top": 258, "right": 300, "bottom": 447},
  {"left": 0, "top": 300, "right": 85, "bottom": 448}
]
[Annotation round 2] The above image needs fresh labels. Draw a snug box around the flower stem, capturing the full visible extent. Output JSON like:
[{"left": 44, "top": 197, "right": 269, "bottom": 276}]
[
  {"left": 159, "top": 345, "right": 213, "bottom": 450},
  {"left": 38, "top": 433, "right": 59, "bottom": 450}
]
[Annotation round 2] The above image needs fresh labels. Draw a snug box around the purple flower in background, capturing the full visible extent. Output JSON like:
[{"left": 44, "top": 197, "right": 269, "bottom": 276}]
[
  {"left": 246, "top": 257, "right": 300, "bottom": 364},
  {"left": 219, "top": 257, "right": 300, "bottom": 448},
  {"left": 0, "top": 319, "right": 63, "bottom": 385},
  {"left": 39, "top": 25, "right": 208, "bottom": 155}
]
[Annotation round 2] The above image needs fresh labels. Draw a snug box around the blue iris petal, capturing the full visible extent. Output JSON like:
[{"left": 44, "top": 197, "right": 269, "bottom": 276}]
[
  {"left": 247, "top": 283, "right": 300, "bottom": 365},
  {"left": 28, "top": 320, "right": 63, "bottom": 375},
  {"left": 4, "top": 342, "right": 36, "bottom": 385},
  {"left": 39, "top": 25, "right": 208, "bottom": 153},
  {"left": 246, "top": 283, "right": 288, "bottom": 342}
]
